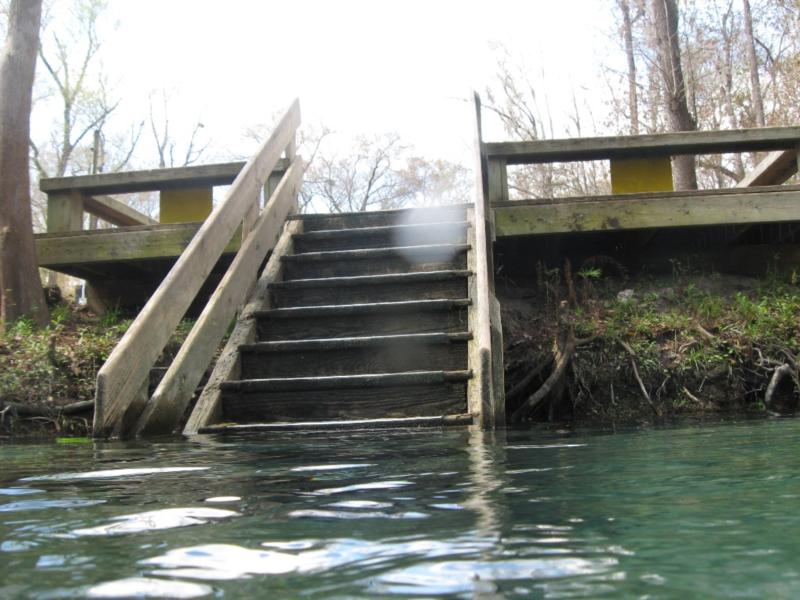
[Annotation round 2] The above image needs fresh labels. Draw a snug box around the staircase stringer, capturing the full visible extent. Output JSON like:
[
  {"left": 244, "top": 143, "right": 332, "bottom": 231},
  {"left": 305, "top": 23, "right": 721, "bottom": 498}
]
[
  {"left": 183, "top": 219, "right": 303, "bottom": 435},
  {"left": 466, "top": 92, "right": 505, "bottom": 427}
]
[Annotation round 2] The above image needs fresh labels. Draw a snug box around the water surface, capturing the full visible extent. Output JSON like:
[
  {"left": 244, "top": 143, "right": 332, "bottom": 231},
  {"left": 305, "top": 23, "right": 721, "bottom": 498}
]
[{"left": 2, "top": 419, "right": 800, "bottom": 598}]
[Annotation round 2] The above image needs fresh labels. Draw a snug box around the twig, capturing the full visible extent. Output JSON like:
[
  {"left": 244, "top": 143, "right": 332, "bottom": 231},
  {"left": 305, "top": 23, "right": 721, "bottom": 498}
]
[
  {"left": 693, "top": 323, "right": 715, "bottom": 343},
  {"left": 618, "top": 340, "right": 660, "bottom": 417}
]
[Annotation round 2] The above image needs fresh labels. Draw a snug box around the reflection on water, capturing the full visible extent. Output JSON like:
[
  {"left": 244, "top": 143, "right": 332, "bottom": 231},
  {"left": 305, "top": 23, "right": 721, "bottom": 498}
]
[{"left": 2, "top": 419, "right": 800, "bottom": 597}]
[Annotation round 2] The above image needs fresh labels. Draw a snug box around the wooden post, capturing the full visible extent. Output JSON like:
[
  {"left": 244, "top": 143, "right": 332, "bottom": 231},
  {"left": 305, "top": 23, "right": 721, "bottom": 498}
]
[
  {"left": 486, "top": 158, "right": 508, "bottom": 207},
  {"left": 46, "top": 190, "right": 84, "bottom": 233}
]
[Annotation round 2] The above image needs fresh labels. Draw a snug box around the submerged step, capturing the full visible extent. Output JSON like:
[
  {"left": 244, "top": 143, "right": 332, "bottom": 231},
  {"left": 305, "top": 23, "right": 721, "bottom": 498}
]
[
  {"left": 254, "top": 298, "right": 471, "bottom": 340},
  {"left": 220, "top": 370, "right": 471, "bottom": 423},
  {"left": 282, "top": 243, "right": 470, "bottom": 278},
  {"left": 293, "top": 221, "right": 469, "bottom": 253},
  {"left": 199, "top": 413, "right": 473, "bottom": 433},
  {"left": 239, "top": 332, "right": 471, "bottom": 378},
  {"left": 269, "top": 270, "right": 471, "bottom": 308}
]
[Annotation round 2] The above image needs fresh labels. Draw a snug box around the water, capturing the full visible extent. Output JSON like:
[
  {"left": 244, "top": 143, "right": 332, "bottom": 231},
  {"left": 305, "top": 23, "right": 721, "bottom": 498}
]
[{"left": 2, "top": 419, "right": 800, "bottom": 598}]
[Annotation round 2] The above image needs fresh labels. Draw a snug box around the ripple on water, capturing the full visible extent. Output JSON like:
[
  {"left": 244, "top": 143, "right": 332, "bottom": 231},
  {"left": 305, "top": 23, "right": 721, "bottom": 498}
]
[
  {"left": 290, "top": 464, "right": 375, "bottom": 472},
  {"left": 374, "top": 557, "right": 619, "bottom": 596},
  {"left": 289, "top": 509, "right": 427, "bottom": 520},
  {"left": 0, "top": 487, "right": 45, "bottom": 496},
  {"left": 20, "top": 467, "right": 207, "bottom": 482},
  {"left": 0, "top": 498, "right": 104, "bottom": 513},
  {"left": 85, "top": 577, "right": 212, "bottom": 598},
  {"left": 70, "top": 507, "right": 238, "bottom": 536},
  {"left": 307, "top": 480, "right": 412, "bottom": 496}
]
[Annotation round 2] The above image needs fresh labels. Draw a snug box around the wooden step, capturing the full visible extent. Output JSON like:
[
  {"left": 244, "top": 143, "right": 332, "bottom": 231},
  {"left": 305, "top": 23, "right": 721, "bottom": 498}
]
[
  {"left": 293, "top": 221, "right": 469, "bottom": 253},
  {"left": 282, "top": 243, "right": 469, "bottom": 279},
  {"left": 199, "top": 414, "right": 473, "bottom": 433},
  {"left": 239, "top": 332, "right": 470, "bottom": 378},
  {"left": 296, "top": 205, "right": 469, "bottom": 232},
  {"left": 269, "top": 270, "right": 470, "bottom": 308},
  {"left": 220, "top": 370, "right": 471, "bottom": 423},
  {"left": 255, "top": 298, "right": 471, "bottom": 341}
]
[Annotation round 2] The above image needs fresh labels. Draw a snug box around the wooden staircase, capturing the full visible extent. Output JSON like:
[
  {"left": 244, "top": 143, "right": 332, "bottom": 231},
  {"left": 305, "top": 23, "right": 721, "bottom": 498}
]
[
  {"left": 185, "top": 206, "right": 480, "bottom": 433},
  {"left": 91, "top": 95, "right": 503, "bottom": 438}
]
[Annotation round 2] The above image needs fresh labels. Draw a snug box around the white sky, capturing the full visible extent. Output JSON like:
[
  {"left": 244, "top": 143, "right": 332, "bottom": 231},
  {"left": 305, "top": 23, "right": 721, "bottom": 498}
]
[{"left": 45, "top": 0, "right": 618, "bottom": 167}]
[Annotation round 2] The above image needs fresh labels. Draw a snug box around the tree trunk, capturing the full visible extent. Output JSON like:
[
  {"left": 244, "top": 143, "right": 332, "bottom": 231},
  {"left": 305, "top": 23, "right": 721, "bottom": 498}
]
[
  {"left": 742, "top": 0, "right": 765, "bottom": 127},
  {"left": 651, "top": 0, "right": 698, "bottom": 190},
  {"left": 619, "top": 0, "right": 640, "bottom": 135},
  {"left": 0, "top": 0, "right": 48, "bottom": 328}
]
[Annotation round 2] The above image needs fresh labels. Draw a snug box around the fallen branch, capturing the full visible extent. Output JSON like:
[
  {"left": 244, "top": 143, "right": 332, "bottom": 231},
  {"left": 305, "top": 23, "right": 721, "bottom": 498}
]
[
  {"left": 506, "top": 355, "right": 554, "bottom": 403},
  {"left": 511, "top": 334, "right": 576, "bottom": 422},
  {"left": 0, "top": 400, "right": 93, "bottom": 419},
  {"left": 765, "top": 364, "right": 794, "bottom": 409}
]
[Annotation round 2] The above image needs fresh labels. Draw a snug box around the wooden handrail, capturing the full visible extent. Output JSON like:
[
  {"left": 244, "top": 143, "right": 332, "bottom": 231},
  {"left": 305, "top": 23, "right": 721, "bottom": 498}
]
[
  {"left": 93, "top": 99, "right": 301, "bottom": 437},
  {"left": 41, "top": 160, "right": 284, "bottom": 194},
  {"left": 485, "top": 126, "right": 800, "bottom": 165}
]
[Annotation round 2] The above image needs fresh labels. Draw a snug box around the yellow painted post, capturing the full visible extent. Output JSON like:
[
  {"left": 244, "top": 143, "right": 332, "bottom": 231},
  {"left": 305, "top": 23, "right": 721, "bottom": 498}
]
[
  {"left": 610, "top": 157, "right": 674, "bottom": 194},
  {"left": 159, "top": 187, "right": 213, "bottom": 223}
]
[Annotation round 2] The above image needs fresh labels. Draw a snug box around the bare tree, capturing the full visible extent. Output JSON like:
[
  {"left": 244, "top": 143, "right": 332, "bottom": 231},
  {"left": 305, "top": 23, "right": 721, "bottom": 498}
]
[
  {"left": 0, "top": 0, "right": 48, "bottom": 327},
  {"left": 651, "top": 0, "right": 698, "bottom": 189},
  {"left": 618, "top": 0, "right": 641, "bottom": 134},
  {"left": 302, "top": 133, "right": 415, "bottom": 213},
  {"left": 148, "top": 89, "right": 209, "bottom": 168},
  {"left": 30, "top": 0, "right": 126, "bottom": 178},
  {"left": 742, "top": 0, "right": 765, "bottom": 127}
]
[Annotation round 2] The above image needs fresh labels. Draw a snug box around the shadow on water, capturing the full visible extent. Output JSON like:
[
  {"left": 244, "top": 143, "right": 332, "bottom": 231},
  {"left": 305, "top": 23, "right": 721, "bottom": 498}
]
[{"left": 2, "top": 418, "right": 800, "bottom": 597}]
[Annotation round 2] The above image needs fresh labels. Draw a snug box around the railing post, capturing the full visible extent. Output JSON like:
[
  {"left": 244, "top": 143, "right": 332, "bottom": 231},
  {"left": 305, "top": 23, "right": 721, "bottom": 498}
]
[{"left": 46, "top": 190, "right": 84, "bottom": 233}]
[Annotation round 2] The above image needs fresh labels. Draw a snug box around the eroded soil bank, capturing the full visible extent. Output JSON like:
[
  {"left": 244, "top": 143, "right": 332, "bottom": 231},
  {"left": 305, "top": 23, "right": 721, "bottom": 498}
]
[
  {"left": 3, "top": 265, "right": 800, "bottom": 436},
  {"left": 500, "top": 261, "right": 800, "bottom": 425}
]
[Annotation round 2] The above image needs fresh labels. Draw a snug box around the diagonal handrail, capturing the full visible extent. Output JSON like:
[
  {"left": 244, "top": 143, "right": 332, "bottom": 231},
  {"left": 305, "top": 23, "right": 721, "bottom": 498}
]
[{"left": 93, "top": 99, "right": 301, "bottom": 437}]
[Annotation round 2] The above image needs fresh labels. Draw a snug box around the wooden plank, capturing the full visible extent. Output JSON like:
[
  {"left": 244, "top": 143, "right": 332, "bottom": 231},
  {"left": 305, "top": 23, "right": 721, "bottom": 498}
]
[
  {"left": 93, "top": 99, "right": 301, "bottom": 438},
  {"left": 40, "top": 158, "right": 290, "bottom": 195},
  {"left": 494, "top": 189, "right": 800, "bottom": 236},
  {"left": 183, "top": 219, "right": 302, "bottom": 435},
  {"left": 35, "top": 222, "right": 239, "bottom": 267},
  {"left": 222, "top": 381, "right": 468, "bottom": 422},
  {"left": 737, "top": 149, "right": 798, "bottom": 187},
  {"left": 135, "top": 160, "right": 303, "bottom": 435},
  {"left": 467, "top": 92, "right": 504, "bottom": 427},
  {"left": 83, "top": 195, "right": 158, "bottom": 226},
  {"left": 46, "top": 190, "right": 84, "bottom": 233},
  {"left": 486, "top": 126, "right": 800, "bottom": 165},
  {"left": 200, "top": 414, "right": 473, "bottom": 433},
  {"left": 492, "top": 182, "right": 800, "bottom": 208},
  {"left": 486, "top": 158, "right": 508, "bottom": 204}
]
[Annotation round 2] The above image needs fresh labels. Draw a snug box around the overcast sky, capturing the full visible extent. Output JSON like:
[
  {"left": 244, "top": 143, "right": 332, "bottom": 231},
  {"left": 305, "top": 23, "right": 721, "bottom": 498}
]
[{"left": 40, "top": 0, "right": 618, "bottom": 166}]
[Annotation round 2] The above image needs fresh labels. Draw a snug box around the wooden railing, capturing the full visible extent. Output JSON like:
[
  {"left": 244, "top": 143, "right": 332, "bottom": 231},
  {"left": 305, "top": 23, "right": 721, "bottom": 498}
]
[
  {"left": 469, "top": 93, "right": 504, "bottom": 427},
  {"left": 40, "top": 160, "right": 290, "bottom": 231},
  {"left": 483, "top": 126, "right": 800, "bottom": 205},
  {"left": 91, "top": 99, "right": 302, "bottom": 437}
]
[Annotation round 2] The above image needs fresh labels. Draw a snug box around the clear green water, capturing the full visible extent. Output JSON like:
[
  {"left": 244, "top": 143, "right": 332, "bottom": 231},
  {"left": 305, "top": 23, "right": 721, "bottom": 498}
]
[{"left": 2, "top": 419, "right": 800, "bottom": 598}]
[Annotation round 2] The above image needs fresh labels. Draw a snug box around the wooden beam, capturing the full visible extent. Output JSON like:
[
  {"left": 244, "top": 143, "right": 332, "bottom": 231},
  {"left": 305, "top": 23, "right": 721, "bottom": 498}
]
[
  {"left": 40, "top": 158, "right": 290, "bottom": 195},
  {"left": 183, "top": 219, "right": 302, "bottom": 435},
  {"left": 83, "top": 195, "right": 158, "bottom": 226},
  {"left": 35, "top": 222, "right": 240, "bottom": 267},
  {"left": 93, "top": 99, "right": 301, "bottom": 438},
  {"left": 136, "top": 159, "right": 303, "bottom": 435},
  {"left": 486, "top": 126, "right": 800, "bottom": 165},
  {"left": 737, "top": 149, "right": 798, "bottom": 187},
  {"left": 494, "top": 189, "right": 800, "bottom": 236}
]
